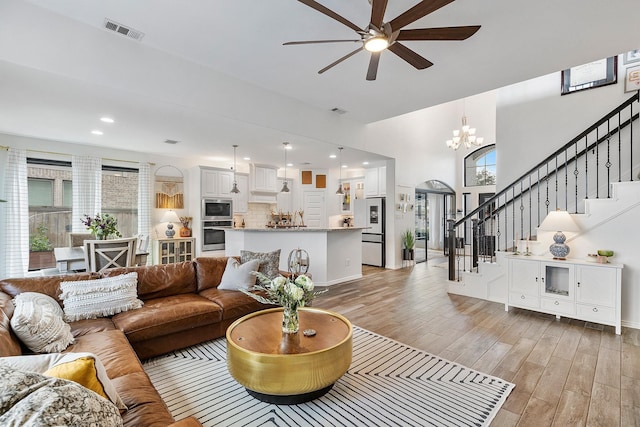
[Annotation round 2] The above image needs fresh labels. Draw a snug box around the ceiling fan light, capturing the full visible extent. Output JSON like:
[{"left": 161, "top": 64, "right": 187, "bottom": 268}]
[{"left": 364, "top": 36, "right": 389, "bottom": 52}]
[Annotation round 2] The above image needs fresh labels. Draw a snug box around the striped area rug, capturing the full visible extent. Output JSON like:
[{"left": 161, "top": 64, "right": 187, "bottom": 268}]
[{"left": 143, "top": 327, "right": 514, "bottom": 426}]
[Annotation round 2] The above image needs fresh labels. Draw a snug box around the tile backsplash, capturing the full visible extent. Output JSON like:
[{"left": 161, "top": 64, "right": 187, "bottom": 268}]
[{"left": 234, "top": 203, "right": 275, "bottom": 228}]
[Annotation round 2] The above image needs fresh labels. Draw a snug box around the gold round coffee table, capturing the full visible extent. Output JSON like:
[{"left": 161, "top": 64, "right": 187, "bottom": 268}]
[{"left": 226, "top": 307, "right": 352, "bottom": 404}]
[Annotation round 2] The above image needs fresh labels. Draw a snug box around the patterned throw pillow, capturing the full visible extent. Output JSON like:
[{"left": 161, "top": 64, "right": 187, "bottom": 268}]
[
  {"left": 0, "top": 365, "right": 123, "bottom": 426},
  {"left": 240, "top": 249, "right": 281, "bottom": 279},
  {"left": 218, "top": 258, "right": 260, "bottom": 290},
  {"left": 60, "top": 272, "right": 143, "bottom": 322},
  {"left": 10, "top": 292, "right": 74, "bottom": 353}
]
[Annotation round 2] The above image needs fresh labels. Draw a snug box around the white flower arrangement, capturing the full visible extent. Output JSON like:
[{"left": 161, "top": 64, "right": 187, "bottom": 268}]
[{"left": 242, "top": 272, "right": 325, "bottom": 309}]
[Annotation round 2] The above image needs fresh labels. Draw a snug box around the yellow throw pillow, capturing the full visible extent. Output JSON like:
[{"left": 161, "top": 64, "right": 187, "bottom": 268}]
[{"left": 44, "top": 356, "right": 109, "bottom": 401}]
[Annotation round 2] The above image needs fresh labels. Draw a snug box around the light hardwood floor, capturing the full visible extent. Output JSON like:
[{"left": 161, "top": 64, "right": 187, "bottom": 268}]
[{"left": 313, "top": 260, "right": 640, "bottom": 426}]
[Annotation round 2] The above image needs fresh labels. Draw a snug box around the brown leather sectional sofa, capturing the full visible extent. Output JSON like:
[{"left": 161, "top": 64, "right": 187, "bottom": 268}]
[{"left": 0, "top": 257, "right": 268, "bottom": 427}]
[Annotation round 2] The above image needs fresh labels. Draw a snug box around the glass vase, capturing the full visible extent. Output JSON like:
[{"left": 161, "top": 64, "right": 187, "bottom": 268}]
[{"left": 282, "top": 305, "right": 299, "bottom": 334}]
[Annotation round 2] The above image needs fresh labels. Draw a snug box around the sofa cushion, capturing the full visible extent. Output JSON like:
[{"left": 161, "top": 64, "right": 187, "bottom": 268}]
[
  {"left": 218, "top": 258, "right": 259, "bottom": 291},
  {"left": 194, "top": 256, "right": 233, "bottom": 292},
  {"left": 0, "top": 292, "right": 21, "bottom": 357},
  {"left": 101, "top": 262, "right": 197, "bottom": 301},
  {"left": 199, "top": 288, "right": 270, "bottom": 320},
  {"left": 0, "top": 273, "right": 99, "bottom": 303},
  {"left": 112, "top": 371, "right": 176, "bottom": 427},
  {"left": 68, "top": 318, "right": 117, "bottom": 339},
  {"left": 60, "top": 272, "right": 143, "bottom": 322},
  {"left": 0, "top": 365, "right": 123, "bottom": 427},
  {"left": 241, "top": 249, "right": 281, "bottom": 279},
  {"left": 10, "top": 292, "right": 74, "bottom": 353},
  {"left": 112, "top": 294, "right": 223, "bottom": 343}
]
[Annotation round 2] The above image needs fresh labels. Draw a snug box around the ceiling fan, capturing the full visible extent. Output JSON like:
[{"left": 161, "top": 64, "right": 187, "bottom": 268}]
[{"left": 284, "top": 0, "right": 481, "bottom": 81}]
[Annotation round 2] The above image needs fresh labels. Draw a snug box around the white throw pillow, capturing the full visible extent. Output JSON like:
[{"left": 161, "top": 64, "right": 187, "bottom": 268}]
[
  {"left": 10, "top": 292, "right": 74, "bottom": 353},
  {"left": 218, "top": 258, "right": 260, "bottom": 291},
  {"left": 0, "top": 352, "right": 126, "bottom": 410},
  {"left": 60, "top": 272, "right": 143, "bottom": 322}
]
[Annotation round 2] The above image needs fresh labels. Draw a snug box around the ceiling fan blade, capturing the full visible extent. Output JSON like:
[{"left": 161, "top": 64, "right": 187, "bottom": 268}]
[
  {"left": 297, "top": 0, "right": 362, "bottom": 32},
  {"left": 318, "top": 47, "right": 363, "bottom": 74},
  {"left": 370, "top": 0, "right": 389, "bottom": 28},
  {"left": 388, "top": 0, "right": 455, "bottom": 31},
  {"left": 366, "top": 52, "right": 381, "bottom": 81},
  {"left": 397, "top": 26, "right": 481, "bottom": 41},
  {"left": 388, "top": 42, "right": 433, "bottom": 69},
  {"left": 284, "top": 40, "right": 361, "bottom": 46}
]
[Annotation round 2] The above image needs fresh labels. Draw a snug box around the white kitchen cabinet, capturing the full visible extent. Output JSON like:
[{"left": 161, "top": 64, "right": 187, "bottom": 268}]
[
  {"left": 232, "top": 174, "right": 249, "bottom": 213},
  {"left": 201, "top": 167, "right": 234, "bottom": 198},
  {"left": 364, "top": 167, "right": 386, "bottom": 197},
  {"left": 506, "top": 255, "right": 622, "bottom": 334},
  {"left": 250, "top": 164, "right": 278, "bottom": 193}
]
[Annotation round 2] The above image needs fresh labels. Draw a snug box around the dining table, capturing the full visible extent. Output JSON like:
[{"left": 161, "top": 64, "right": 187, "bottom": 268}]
[{"left": 53, "top": 246, "right": 149, "bottom": 274}]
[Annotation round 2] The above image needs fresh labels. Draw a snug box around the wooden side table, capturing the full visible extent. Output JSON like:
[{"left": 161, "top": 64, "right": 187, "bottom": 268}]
[{"left": 226, "top": 307, "right": 352, "bottom": 404}]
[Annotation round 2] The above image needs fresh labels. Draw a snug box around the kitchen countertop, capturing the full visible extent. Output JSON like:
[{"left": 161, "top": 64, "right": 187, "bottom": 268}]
[{"left": 226, "top": 227, "right": 366, "bottom": 232}]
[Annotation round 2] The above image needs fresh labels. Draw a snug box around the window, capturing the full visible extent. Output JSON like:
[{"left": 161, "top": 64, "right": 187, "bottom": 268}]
[
  {"left": 464, "top": 145, "right": 496, "bottom": 187},
  {"left": 101, "top": 166, "right": 139, "bottom": 238},
  {"left": 26, "top": 159, "right": 139, "bottom": 270}
]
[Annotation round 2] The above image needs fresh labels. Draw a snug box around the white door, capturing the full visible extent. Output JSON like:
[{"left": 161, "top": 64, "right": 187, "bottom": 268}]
[{"left": 303, "top": 191, "right": 325, "bottom": 228}]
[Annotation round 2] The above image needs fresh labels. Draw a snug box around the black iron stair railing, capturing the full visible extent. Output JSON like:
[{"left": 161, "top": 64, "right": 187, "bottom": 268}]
[{"left": 447, "top": 91, "right": 639, "bottom": 281}]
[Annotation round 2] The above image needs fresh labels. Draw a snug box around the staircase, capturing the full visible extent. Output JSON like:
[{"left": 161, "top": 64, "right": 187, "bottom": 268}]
[{"left": 446, "top": 92, "right": 640, "bottom": 284}]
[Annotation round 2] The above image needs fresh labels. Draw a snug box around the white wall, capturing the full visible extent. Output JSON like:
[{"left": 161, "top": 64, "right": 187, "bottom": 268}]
[{"left": 496, "top": 55, "right": 635, "bottom": 190}]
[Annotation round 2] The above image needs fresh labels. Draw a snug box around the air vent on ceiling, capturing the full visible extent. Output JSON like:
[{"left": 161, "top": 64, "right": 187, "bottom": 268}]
[
  {"left": 164, "top": 139, "right": 179, "bottom": 145},
  {"left": 103, "top": 18, "right": 145, "bottom": 41},
  {"left": 331, "top": 107, "right": 347, "bottom": 115}
]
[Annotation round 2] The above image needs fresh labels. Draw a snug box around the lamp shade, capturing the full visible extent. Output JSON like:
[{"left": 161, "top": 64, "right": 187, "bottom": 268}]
[
  {"left": 539, "top": 210, "right": 580, "bottom": 232},
  {"left": 160, "top": 210, "right": 181, "bottom": 224}
]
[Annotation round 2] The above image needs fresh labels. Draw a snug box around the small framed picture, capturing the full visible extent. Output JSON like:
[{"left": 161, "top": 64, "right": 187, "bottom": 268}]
[
  {"left": 561, "top": 57, "right": 617, "bottom": 95},
  {"left": 623, "top": 50, "right": 640, "bottom": 65},
  {"left": 625, "top": 65, "right": 640, "bottom": 93}
]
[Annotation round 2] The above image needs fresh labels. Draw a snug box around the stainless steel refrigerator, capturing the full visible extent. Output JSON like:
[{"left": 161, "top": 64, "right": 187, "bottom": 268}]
[{"left": 358, "top": 197, "right": 385, "bottom": 267}]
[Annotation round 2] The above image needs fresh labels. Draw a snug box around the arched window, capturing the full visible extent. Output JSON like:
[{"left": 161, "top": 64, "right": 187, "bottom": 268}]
[{"left": 464, "top": 144, "right": 496, "bottom": 187}]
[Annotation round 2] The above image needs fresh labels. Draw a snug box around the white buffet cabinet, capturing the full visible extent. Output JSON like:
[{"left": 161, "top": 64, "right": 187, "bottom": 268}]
[
  {"left": 506, "top": 255, "right": 623, "bottom": 334},
  {"left": 224, "top": 227, "right": 364, "bottom": 286}
]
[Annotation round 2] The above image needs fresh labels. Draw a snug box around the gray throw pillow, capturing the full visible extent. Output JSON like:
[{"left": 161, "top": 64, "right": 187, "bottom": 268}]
[
  {"left": 218, "top": 258, "right": 260, "bottom": 290},
  {"left": 240, "top": 249, "right": 281, "bottom": 279}
]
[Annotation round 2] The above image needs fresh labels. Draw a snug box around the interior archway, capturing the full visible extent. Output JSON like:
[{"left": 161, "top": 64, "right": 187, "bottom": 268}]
[{"left": 414, "top": 180, "right": 456, "bottom": 263}]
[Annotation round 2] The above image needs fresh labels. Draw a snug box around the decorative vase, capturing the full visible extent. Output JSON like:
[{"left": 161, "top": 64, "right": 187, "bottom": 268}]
[
  {"left": 282, "top": 305, "right": 299, "bottom": 334},
  {"left": 179, "top": 227, "right": 192, "bottom": 237}
]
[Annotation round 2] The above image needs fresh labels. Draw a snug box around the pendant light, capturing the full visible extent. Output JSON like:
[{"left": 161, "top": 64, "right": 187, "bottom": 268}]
[
  {"left": 230, "top": 144, "right": 240, "bottom": 194},
  {"left": 336, "top": 147, "right": 344, "bottom": 195},
  {"left": 281, "top": 142, "right": 290, "bottom": 193}
]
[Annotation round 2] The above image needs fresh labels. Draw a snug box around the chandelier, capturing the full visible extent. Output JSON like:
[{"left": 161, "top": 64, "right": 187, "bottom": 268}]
[{"left": 446, "top": 115, "right": 484, "bottom": 150}]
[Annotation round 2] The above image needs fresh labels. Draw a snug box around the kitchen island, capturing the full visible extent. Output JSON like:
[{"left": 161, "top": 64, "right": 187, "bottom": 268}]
[{"left": 224, "top": 227, "right": 364, "bottom": 286}]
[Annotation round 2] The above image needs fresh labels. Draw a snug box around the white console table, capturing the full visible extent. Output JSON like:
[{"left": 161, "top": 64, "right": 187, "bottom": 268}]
[{"left": 506, "top": 255, "right": 623, "bottom": 334}]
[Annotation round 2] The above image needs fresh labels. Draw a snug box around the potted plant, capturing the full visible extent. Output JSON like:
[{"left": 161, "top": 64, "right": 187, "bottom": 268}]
[
  {"left": 29, "top": 224, "right": 55, "bottom": 270},
  {"left": 401, "top": 229, "right": 415, "bottom": 261}
]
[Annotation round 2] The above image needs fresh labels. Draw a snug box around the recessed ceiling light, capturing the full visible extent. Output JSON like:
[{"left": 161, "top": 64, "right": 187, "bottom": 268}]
[
  {"left": 100, "top": 117, "right": 114, "bottom": 123},
  {"left": 342, "top": 164, "right": 348, "bottom": 168},
  {"left": 329, "top": 154, "right": 337, "bottom": 159},
  {"left": 287, "top": 163, "right": 293, "bottom": 167},
  {"left": 362, "top": 161, "right": 369, "bottom": 165},
  {"left": 243, "top": 157, "right": 251, "bottom": 161},
  {"left": 91, "top": 130, "right": 103, "bottom": 135}
]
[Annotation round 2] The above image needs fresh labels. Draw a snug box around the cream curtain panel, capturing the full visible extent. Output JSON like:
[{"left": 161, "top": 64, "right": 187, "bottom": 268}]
[
  {"left": 1, "top": 148, "right": 29, "bottom": 278},
  {"left": 137, "top": 162, "right": 151, "bottom": 264},
  {"left": 72, "top": 155, "right": 102, "bottom": 232}
]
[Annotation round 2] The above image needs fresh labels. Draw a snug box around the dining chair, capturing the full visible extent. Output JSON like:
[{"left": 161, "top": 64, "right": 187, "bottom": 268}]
[
  {"left": 83, "top": 237, "right": 138, "bottom": 273},
  {"left": 69, "top": 233, "right": 94, "bottom": 247}
]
